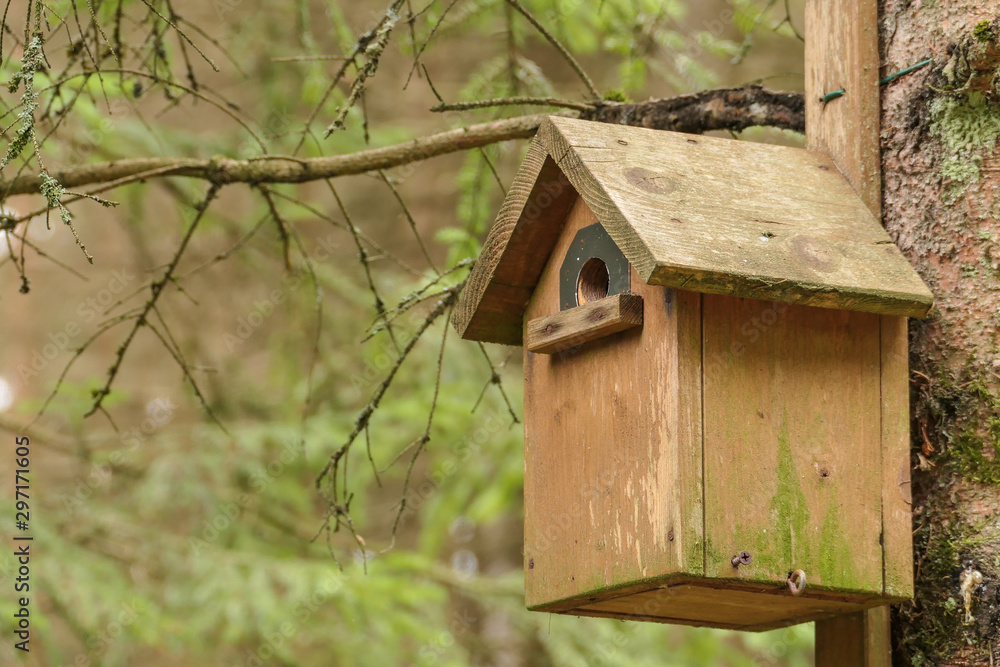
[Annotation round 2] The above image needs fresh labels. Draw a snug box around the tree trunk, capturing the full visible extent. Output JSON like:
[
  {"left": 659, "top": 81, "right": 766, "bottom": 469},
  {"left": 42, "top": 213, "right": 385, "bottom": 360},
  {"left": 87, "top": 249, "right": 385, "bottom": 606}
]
[{"left": 880, "top": 4, "right": 1000, "bottom": 665}]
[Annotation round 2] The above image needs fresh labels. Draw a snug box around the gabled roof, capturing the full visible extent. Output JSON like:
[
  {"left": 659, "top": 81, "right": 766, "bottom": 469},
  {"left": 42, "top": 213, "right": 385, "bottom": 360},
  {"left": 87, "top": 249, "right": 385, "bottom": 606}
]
[{"left": 453, "top": 116, "right": 933, "bottom": 345}]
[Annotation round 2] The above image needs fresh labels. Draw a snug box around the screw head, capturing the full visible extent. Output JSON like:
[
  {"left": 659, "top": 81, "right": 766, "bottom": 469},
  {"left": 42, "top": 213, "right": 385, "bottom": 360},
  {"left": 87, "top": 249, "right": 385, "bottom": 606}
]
[{"left": 731, "top": 550, "right": 752, "bottom": 567}]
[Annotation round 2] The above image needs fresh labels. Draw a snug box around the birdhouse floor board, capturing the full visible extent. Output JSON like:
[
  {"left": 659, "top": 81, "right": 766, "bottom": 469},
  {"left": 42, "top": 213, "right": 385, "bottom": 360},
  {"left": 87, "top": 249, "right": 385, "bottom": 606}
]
[
  {"left": 563, "top": 582, "right": 887, "bottom": 632},
  {"left": 524, "top": 293, "right": 643, "bottom": 354}
]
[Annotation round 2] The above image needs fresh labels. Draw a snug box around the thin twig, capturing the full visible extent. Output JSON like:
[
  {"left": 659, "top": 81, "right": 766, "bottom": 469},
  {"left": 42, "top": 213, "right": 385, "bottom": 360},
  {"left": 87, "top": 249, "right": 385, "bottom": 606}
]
[
  {"left": 324, "top": 0, "right": 407, "bottom": 136},
  {"left": 390, "top": 304, "right": 451, "bottom": 540},
  {"left": 315, "top": 284, "right": 462, "bottom": 503},
  {"left": 84, "top": 183, "right": 222, "bottom": 418},
  {"left": 431, "top": 96, "right": 593, "bottom": 112},
  {"left": 402, "top": 0, "right": 459, "bottom": 90},
  {"left": 137, "top": 0, "right": 218, "bottom": 71},
  {"left": 328, "top": 180, "right": 400, "bottom": 352},
  {"left": 377, "top": 170, "right": 438, "bottom": 275},
  {"left": 503, "top": 0, "right": 600, "bottom": 99}
]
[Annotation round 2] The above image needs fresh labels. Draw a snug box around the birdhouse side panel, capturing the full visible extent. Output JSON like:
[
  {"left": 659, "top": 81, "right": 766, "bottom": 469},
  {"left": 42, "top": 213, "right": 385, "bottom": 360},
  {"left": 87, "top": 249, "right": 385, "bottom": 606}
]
[
  {"left": 701, "top": 294, "right": 884, "bottom": 596},
  {"left": 880, "top": 314, "right": 914, "bottom": 599},
  {"left": 522, "top": 196, "right": 703, "bottom": 610}
]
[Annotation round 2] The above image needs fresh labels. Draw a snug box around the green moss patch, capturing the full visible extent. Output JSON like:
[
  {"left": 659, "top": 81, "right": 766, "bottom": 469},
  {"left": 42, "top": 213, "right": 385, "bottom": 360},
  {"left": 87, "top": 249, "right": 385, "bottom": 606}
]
[
  {"left": 901, "top": 521, "right": 991, "bottom": 664},
  {"left": 929, "top": 92, "right": 1000, "bottom": 200},
  {"left": 973, "top": 20, "right": 994, "bottom": 42}
]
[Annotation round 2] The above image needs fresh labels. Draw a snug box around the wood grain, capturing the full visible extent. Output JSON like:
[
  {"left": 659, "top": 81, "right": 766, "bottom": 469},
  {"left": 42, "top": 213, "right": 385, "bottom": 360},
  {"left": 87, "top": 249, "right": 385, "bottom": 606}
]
[
  {"left": 542, "top": 115, "right": 933, "bottom": 318},
  {"left": 815, "top": 605, "right": 891, "bottom": 666},
  {"left": 806, "top": 0, "right": 897, "bottom": 663},
  {"left": 452, "top": 131, "right": 576, "bottom": 345},
  {"left": 804, "top": 0, "right": 881, "bottom": 213},
  {"left": 525, "top": 293, "right": 643, "bottom": 354},
  {"left": 880, "top": 315, "right": 914, "bottom": 599},
  {"left": 522, "top": 196, "right": 704, "bottom": 609},
  {"left": 455, "top": 110, "right": 934, "bottom": 345},
  {"left": 701, "top": 295, "right": 884, "bottom": 594},
  {"left": 572, "top": 581, "right": 885, "bottom": 632}
]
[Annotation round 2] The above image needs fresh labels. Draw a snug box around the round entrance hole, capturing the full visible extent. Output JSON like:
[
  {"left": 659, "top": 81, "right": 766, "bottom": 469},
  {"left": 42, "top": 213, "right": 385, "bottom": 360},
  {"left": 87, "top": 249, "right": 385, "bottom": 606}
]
[{"left": 576, "top": 257, "right": 610, "bottom": 305}]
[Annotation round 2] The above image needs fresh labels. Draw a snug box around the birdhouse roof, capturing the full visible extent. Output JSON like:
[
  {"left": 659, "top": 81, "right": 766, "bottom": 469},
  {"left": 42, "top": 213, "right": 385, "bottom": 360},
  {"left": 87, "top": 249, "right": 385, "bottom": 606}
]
[{"left": 453, "top": 116, "right": 933, "bottom": 345}]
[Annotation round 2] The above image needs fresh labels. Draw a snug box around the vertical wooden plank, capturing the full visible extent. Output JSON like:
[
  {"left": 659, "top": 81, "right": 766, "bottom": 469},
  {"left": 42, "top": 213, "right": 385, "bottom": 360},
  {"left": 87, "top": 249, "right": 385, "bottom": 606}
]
[
  {"left": 676, "top": 288, "right": 704, "bottom": 576},
  {"left": 807, "top": 0, "right": 900, "bottom": 662},
  {"left": 702, "top": 296, "right": 883, "bottom": 593},
  {"left": 816, "top": 613, "right": 866, "bottom": 665},
  {"left": 881, "top": 314, "right": 914, "bottom": 599},
  {"left": 804, "top": 0, "right": 881, "bottom": 214},
  {"left": 816, "top": 605, "right": 892, "bottom": 666},
  {"left": 522, "top": 196, "right": 704, "bottom": 610}
]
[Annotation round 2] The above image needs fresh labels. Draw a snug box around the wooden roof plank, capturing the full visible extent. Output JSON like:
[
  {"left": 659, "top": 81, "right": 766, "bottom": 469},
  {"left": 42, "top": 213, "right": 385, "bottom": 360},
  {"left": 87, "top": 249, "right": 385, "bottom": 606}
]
[
  {"left": 453, "top": 116, "right": 933, "bottom": 344},
  {"left": 452, "top": 134, "right": 577, "bottom": 344},
  {"left": 543, "top": 116, "right": 933, "bottom": 318}
]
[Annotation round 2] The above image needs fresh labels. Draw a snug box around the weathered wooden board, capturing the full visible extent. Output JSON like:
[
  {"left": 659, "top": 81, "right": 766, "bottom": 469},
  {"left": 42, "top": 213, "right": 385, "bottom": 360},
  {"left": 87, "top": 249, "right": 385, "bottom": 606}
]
[
  {"left": 522, "top": 195, "right": 703, "bottom": 608},
  {"left": 804, "top": 0, "right": 881, "bottom": 214},
  {"left": 806, "top": 0, "right": 903, "bottom": 661},
  {"left": 701, "top": 294, "right": 884, "bottom": 594},
  {"left": 525, "top": 293, "right": 643, "bottom": 354},
  {"left": 452, "top": 135, "right": 577, "bottom": 345},
  {"left": 455, "top": 112, "right": 933, "bottom": 346},
  {"left": 880, "top": 315, "right": 914, "bottom": 599},
  {"left": 540, "top": 116, "right": 933, "bottom": 318},
  {"left": 815, "top": 605, "right": 891, "bottom": 666},
  {"left": 571, "top": 582, "right": 885, "bottom": 632}
]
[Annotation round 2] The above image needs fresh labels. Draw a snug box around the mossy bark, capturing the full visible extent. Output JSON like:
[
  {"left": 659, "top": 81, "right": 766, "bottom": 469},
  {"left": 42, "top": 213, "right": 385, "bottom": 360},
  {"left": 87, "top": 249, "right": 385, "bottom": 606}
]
[{"left": 881, "top": 4, "right": 1000, "bottom": 665}]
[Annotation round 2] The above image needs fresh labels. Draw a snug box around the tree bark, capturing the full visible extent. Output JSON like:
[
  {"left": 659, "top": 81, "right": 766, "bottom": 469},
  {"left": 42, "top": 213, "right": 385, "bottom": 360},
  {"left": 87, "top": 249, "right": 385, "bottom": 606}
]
[{"left": 881, "top": 5, "right": 1000, "bottom": 665}]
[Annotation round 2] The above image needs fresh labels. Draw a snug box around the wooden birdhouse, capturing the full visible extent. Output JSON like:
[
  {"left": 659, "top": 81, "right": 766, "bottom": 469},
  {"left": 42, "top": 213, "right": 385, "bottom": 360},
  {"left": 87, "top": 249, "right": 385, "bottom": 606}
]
[{"left": 452, "top": 116, "right": 934, "bottom": 631}]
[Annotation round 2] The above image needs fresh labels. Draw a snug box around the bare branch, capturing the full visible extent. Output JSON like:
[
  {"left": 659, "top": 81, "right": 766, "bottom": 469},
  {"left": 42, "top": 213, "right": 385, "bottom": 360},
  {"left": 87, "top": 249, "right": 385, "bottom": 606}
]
[
  {"left": 431, "top": 96, "right": 593, "bottom": 112},
  {"left": 0, "top": 86, "right": 805, "bottom": 201},
  {"left": 584, "top": 84, "right": 805, "bottom": 135},
  {"left": 323, "top": 0, "right": 407, "bottom": 137},
  {"left": 1, "top": 113, "right": 547, "bottom": 197}
]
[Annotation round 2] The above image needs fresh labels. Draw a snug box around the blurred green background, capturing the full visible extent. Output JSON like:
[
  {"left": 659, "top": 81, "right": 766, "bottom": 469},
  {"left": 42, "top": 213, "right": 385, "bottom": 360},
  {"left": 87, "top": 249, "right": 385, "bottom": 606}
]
[{"left": 0, "top": 0, "right": 812, "bottom": 663}]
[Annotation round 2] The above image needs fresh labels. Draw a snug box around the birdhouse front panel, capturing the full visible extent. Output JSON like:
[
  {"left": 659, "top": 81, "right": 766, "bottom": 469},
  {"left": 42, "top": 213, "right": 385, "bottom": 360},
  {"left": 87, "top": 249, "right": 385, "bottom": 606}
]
[
  {"left": 453, "top": 116, "right": 930, "bottom": 632},
  {"left": 520, "top": 193, "right": 906, "bottom": 631},
  {"left": 522, "top": 195, "right": 704, "bottom": 613}
]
